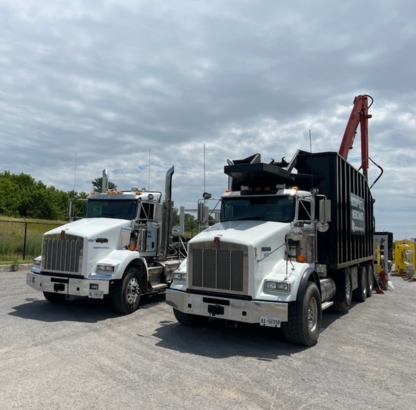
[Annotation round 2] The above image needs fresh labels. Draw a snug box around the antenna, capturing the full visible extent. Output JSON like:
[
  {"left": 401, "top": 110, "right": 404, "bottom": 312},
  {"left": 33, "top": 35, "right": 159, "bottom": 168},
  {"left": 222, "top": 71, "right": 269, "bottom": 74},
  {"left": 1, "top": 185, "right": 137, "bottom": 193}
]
[
  {"left": 148, "top": 149, "right": 151, "bottom": 190},
  {"left": 309, "top": 129, "right": 312, "bottom": 153},
  {"left": 203, "top": 143, "right": 206, "bottom": 203},
  {"left": 73, "top": 152, "right": 77, "bottom": 192},
  {"left": 309, "top": 130, "right": 314, "bottom": 188}
]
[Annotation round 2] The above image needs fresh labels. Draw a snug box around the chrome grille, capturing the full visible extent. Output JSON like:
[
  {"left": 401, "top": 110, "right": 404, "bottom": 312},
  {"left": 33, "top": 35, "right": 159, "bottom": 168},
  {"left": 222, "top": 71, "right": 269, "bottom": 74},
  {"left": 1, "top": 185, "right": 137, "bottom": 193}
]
[
  {"left": 190, "top": 243, "right": 248, "bottom": 294},
  {"left": 42, "top": 234, "right": 83, "bottom": 274}
]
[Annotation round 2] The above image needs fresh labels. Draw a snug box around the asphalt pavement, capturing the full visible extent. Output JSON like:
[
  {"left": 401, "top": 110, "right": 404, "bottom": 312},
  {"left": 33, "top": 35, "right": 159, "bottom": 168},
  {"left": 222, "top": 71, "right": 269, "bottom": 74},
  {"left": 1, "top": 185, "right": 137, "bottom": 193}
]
[{"left": 0, "top": 271, "right": 415, "bottom": 410}]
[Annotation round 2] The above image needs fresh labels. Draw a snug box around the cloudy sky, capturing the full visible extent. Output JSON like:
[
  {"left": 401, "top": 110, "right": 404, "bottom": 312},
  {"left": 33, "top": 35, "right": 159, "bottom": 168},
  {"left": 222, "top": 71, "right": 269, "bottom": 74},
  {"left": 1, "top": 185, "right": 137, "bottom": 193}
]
[{"left": 1, "top": 0, "right": 415, "bottom": 240}]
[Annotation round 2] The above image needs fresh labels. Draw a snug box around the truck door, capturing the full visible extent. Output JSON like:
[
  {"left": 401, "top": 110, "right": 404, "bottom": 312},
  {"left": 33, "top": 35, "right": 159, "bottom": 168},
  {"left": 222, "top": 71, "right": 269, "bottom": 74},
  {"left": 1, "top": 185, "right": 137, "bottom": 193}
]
[{"left": 297, "top": 199, "right": 316, "bottom": 263}]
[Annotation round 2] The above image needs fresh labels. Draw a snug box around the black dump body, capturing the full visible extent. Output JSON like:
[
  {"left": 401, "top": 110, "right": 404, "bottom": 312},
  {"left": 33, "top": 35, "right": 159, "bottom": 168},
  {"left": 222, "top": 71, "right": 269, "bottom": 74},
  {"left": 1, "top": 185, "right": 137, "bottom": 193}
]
[{"left": 225, "top": 150, "right": 374, "bottom": 269}]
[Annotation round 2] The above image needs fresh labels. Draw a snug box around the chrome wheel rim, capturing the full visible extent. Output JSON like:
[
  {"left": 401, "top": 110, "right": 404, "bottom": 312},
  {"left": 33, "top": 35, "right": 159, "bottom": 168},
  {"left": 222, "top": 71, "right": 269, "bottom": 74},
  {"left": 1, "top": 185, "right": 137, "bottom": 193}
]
[
  {"left": 126, "top": 277, "right": 140, "bottom": 304},
  {"left": 308, "top": 297, "right": 318, "bottom": 332}
]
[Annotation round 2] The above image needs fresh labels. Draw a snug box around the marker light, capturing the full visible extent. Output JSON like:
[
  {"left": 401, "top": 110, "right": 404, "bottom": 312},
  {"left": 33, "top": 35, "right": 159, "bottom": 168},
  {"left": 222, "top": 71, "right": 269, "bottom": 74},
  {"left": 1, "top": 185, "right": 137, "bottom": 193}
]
[{"left": 297, "top": 255, "right": 306, "bottom": 263}]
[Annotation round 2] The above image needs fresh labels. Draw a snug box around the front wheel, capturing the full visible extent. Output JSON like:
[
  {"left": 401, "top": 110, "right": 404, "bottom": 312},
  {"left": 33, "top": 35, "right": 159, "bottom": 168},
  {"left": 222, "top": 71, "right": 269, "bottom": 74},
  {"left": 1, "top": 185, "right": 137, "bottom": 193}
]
[
  {"left": 173, "top": 309, "right": 209, "bottom": 326},
  {"left": 43, "top": 291, "right": 66, "bottom": 303},
  {"left": 113, "top": 266, "right": 143, "bottom": 314},
  {"left": 283, "top": 282, "right": 322, "bottom": 347}
]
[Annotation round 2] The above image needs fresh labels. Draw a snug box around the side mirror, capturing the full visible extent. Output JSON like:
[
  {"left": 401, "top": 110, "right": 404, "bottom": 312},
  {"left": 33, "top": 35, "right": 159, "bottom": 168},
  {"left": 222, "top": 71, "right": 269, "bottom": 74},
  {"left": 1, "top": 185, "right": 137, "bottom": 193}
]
[{"left": 319, "top": 198, "right": 331, "bottom": 222}]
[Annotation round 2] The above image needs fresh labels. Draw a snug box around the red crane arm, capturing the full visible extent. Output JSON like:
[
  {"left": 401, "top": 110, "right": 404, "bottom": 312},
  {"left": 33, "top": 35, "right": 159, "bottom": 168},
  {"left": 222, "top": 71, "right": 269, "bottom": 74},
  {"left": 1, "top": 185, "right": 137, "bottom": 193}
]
[{"left": 338, "top": 95, "right": 373, "bottom": 172}]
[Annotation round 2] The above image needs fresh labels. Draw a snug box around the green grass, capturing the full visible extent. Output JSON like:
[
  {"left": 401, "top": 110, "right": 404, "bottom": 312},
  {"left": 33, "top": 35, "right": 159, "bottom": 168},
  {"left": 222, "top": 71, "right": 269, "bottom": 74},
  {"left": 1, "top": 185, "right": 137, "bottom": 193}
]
[
  {"left": 0, "top": 216, "right": 64, "bottom": 263},
  {"left": 0, "top": 218, "right": 200, "bottom": 265}
]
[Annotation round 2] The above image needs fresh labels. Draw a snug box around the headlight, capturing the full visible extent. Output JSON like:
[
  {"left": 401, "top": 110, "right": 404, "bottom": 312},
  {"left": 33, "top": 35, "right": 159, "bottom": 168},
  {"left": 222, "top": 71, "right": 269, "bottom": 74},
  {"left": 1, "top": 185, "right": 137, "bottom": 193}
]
[
  {"left": 173, "top": 272, "right": 187, "bottom": 281},
  {"left": 96, "top": 264, "right": 115, "bottom": 272},
  {"left": 264, "top": 280, "right": 291, "bottom": 292},
  {"left": 33, "top": 258, "right": 41, "bottom": 268}
]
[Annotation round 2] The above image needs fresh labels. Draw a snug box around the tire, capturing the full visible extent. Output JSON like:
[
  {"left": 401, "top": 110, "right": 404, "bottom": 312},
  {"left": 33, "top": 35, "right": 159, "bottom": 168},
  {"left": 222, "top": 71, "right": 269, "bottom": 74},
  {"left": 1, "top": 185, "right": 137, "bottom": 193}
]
[
  {"left": 113, "top": 266, "right": 143, "bottom": 314},
  {"left": 43, "top": 291, "right": 66, "bottom": 303},
  {"left": 173, "top": 309, "right": 209, "bottom": 326},
  {"left": 353, "top": 265, "right": 367, "bottom": 302},
  {"left": 366, "top": 264, "right": 374, "bottom": 298},
  {"left": 333, "top": 268, "right": 353, "bottom": 311},
  {"left": 283, "top": 282, "right": 322, "bottom": 347}
]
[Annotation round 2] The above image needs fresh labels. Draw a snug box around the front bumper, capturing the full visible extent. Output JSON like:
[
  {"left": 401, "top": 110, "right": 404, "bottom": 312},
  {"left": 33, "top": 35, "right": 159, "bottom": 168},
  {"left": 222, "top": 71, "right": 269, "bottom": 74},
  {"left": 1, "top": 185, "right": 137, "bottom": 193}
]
[
  {"left": 26, "top": 272, "right": 110, "bottom": 297},
  {"left": 166, "top": 289, "right": 288, "bottom": 323}
]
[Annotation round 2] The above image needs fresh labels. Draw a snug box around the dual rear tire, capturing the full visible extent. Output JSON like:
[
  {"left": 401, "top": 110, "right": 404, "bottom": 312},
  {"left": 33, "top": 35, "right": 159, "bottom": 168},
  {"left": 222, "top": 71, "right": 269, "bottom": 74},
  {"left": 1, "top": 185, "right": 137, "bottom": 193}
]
[
  {"left": 333, "top": 268, "right": 353, "bottom": 311},
  {"left": 353, "top": 265, "right": 367, "bottom": 302},
  {"left": 366, "top": 264, "right": 374, "bottom": 297},
  {"left": 334, "top": 264, "right": 372, "bottom": 311}
]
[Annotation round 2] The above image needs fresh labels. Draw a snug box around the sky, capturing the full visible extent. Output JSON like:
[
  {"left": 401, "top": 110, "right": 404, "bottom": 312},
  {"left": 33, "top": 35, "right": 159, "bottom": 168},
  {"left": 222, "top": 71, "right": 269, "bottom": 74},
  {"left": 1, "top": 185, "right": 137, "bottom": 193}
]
[{"left": 1, "top": 0, "right": 415, "bottom": 240}]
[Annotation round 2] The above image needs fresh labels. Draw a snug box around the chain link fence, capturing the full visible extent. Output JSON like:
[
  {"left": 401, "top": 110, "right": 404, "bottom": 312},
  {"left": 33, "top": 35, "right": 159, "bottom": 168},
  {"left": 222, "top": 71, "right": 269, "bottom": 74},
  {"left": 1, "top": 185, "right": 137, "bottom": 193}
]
[{"left": 0, "top": 219, "right": 63, "bottom": 262}]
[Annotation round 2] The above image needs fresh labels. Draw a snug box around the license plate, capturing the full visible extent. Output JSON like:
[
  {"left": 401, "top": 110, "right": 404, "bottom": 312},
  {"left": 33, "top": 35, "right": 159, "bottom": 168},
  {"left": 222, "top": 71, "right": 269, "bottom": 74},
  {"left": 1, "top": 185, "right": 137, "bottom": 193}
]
[
  {"left": 88, "top": 290, "right": 104, "bottom": 299},
  {"left": 260, "top": 316, "right": 281, "bottom": 328}
]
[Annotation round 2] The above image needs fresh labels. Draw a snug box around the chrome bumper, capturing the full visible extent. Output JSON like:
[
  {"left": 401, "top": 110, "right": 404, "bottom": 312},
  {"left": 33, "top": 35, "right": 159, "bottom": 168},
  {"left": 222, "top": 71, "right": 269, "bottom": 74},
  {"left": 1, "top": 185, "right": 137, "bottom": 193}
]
[
  {"left": 166, "top": 289, "right": 288, "bottom": 323},
  {"left": 26, "top": 272, "right": 110, "bottom": 297}
]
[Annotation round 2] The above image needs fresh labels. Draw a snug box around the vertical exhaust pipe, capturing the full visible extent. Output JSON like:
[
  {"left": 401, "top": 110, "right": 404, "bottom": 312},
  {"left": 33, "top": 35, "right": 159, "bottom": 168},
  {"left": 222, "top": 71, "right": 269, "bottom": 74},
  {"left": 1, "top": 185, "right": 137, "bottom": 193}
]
[
  {"left": 165, "top": 166, "right": 174, "bottom": 203},
  {"left": 157, "top": 166, "right": 174, "bottom": 260},
  {"left": 102, "top": 169, "right": 109, "bottom": 193},
  {"left": 226, "top": 159, "right": 234, "bottom": 190}
]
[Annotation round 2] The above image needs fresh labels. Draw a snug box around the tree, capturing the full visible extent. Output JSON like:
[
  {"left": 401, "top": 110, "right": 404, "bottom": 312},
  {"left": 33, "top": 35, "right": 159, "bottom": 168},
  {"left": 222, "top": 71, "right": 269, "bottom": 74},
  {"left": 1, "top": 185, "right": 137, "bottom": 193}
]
[
  {"left": 184, "top": 213, "right": 198, "bottom": 233},
  {"left": 0, "top": 178, "right": 20, "bottom": 217},
  {"left": 91, "top": 177, "right": 117, "bottom": 193},
  {"left": 0, "top": 171, "right": 90, "bottom": 220}
]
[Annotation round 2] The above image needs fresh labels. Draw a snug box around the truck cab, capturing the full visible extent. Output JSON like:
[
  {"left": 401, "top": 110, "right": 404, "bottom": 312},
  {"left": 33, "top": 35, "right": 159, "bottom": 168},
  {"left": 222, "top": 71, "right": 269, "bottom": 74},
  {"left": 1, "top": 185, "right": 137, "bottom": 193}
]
[
  {"left": 27, "top": 167, "right": 181, "bottom": 314},
  {"left": 167, "top": 151, "right": 374, "bottom": 347}
]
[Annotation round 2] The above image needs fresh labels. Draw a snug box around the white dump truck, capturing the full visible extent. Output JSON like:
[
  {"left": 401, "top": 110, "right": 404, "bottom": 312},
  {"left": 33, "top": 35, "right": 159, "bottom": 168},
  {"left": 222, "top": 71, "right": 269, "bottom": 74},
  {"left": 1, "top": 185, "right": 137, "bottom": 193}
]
[
  {"left": 27, "top": 167, "right": 182, "bottom": 314},
  {"left": 166, "top": 150, "right": 376, "bottom": 346}
]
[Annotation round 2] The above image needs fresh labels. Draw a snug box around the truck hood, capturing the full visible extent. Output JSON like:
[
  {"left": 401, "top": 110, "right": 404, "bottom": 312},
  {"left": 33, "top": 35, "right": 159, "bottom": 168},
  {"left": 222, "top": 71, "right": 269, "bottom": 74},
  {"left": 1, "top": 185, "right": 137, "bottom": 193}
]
[
  {"left": 44, "top": 218, "right": 130, "bottom": 239},
  {"left": 191, "top": 220, "right": 290, "bottom": 249}
]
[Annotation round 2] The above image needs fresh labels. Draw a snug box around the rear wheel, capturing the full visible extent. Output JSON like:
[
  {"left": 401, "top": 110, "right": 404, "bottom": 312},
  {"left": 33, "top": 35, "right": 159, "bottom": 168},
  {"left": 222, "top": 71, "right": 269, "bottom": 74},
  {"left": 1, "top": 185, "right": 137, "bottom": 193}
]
[
  {"left": 43, "top": 292, "right": 66, "bottom": 303},
  {"left": 366, "top": 264, "right": 374, "bottom": 297},
  {"left": 113, "top": 266, "right": 143, "bottom": 314},
  {"left": 353, "top": 265, "right": 367, "bottom": 302},
  {"left": 173, "top": 309, "right": 209, "bottom": 326},
  {"left": 333, "top": 268, "right": 353, "bottom": 311},
  {"left": 283, "top": 282, "right": 322, "bottom": 347}
]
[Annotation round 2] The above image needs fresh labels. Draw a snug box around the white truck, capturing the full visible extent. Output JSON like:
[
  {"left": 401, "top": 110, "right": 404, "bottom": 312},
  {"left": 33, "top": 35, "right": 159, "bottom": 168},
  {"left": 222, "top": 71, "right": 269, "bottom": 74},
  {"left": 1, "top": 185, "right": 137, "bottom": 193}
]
[
  {"left": 166, "top": 150, "right": 376, "bottom": 346},
  {"left": 27, "top": 167, "right": 183, "bottom": 314}
]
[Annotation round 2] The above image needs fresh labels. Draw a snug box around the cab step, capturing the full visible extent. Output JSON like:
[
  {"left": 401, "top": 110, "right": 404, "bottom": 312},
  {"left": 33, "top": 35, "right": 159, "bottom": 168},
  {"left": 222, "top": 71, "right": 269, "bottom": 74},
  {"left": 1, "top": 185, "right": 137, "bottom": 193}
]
[
  {"left": 322, "top": 301, "right": 334, "bottom": 310},
  {"left": 149, "top": 283, "right": 168, "bottom": 293}
]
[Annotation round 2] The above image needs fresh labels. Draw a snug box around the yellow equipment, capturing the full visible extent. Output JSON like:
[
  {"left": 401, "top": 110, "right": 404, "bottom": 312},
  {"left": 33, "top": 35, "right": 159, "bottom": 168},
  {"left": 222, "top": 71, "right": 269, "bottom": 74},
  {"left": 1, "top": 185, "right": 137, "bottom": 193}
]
[{"left": 393, "top": 240, "right": 415, "bottom": 280}]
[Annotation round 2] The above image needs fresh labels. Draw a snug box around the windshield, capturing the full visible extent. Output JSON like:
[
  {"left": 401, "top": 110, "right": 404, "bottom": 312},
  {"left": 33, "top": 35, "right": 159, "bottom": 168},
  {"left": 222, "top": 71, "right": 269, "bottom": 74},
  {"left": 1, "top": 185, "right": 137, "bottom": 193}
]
[
  {"left": 221, "top": 195, "right": 295, "bottom": 223},
  {"left": 86, "top": 199, "right": 138, "bottom": 220}
]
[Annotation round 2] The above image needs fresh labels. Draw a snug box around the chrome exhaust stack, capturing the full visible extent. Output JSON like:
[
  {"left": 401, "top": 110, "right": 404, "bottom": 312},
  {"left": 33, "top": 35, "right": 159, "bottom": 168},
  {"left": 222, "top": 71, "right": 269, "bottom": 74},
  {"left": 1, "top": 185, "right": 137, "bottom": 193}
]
[
  {"left": 101, "top": 169, "right": 109, "bottom": 193},
  {"left": 157, "top": 166, "right": 174, "bottom": 260}
]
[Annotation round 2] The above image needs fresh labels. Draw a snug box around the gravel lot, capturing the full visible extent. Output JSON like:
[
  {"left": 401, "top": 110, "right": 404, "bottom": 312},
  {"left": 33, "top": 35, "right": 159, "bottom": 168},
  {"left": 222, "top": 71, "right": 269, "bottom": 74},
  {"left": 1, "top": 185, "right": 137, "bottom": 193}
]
[{"left": 1, "top": 271, "right": 415, "bottom": 410}]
